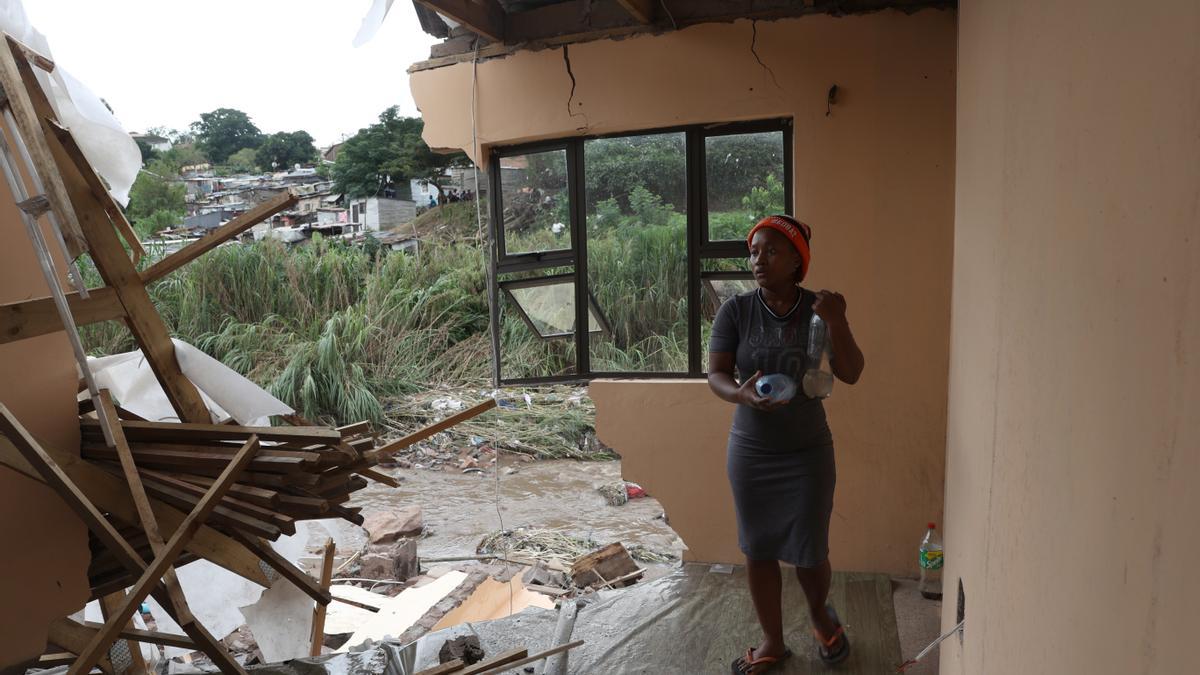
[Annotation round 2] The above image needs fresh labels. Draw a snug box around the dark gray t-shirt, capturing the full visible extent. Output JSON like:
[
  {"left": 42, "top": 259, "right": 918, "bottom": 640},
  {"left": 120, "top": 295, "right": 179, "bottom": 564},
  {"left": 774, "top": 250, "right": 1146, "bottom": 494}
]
[{"left": 709, "top": 289, "right": 832, "bottom": 452}]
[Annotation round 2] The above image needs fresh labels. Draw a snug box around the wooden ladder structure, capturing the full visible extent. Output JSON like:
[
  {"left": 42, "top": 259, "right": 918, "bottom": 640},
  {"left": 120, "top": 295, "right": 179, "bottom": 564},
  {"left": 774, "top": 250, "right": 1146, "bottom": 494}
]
[{"left": 0, "top": 32, "right": 301, "bottom": 674}]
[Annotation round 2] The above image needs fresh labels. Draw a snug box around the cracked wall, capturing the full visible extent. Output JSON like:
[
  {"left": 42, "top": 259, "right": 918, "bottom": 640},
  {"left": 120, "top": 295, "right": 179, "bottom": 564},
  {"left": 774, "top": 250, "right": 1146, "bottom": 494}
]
[{"left": 411, "top": 9, "right": 957, "bottom": 575}]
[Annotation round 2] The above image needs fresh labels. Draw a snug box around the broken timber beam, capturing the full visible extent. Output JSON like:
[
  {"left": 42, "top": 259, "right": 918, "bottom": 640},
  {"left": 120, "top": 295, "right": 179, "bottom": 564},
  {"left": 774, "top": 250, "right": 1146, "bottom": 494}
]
[
  {"left": 372, "top": 399, "right": 497, "bottom": 458},
  {"left": 414, "top": 0, "right": 506, "bottom": 42},
  {"left": 81, "top": 418, "right": 342, "bottom": 445},
  {"left": 0, "top": 286, "right": 122, "bottom": 345},
  {"left": 140, "top": 191, "right": 297, "bottom": 284}
]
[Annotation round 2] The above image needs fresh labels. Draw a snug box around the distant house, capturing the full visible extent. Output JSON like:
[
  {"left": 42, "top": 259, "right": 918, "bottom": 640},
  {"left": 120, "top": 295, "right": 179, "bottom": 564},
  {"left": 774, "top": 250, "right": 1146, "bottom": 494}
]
[
  {"left": 130, "top": 131, "right": 171, "bottom": 153},
  {"left": 321, "top": 143, "right": 342, "bottom": 164},
  {"left": 348, "top": 196, "right": 417, "bottom": 232}
]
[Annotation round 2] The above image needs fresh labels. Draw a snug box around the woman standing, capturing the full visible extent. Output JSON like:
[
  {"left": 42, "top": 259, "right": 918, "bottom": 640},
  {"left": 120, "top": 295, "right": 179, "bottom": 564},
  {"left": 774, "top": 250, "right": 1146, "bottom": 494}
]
[{"left": 708, "top": 215, "right": 865, "bottom": 674}]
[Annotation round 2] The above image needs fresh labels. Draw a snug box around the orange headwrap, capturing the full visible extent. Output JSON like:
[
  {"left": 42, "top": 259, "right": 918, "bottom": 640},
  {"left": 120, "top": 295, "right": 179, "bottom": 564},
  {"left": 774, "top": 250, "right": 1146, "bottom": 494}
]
[{"left": 747, "top": 215, "right": 813, "bottom": 281}]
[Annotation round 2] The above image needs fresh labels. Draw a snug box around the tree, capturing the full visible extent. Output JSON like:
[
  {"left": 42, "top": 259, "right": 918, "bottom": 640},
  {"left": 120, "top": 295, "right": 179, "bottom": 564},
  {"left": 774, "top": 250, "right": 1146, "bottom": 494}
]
[
  {"left": 127, "top": 158, "right": 186, "bottom": 237},
  {"left": 191, "top": 108, "right": 262, "bottom": 164},
  {"left": 333, "top": 107, "right": 468, "bottom": 200},
  {"left": 255, "top": 130, "right": 318, "bottom": 171},
  {"left": 135, "top": 138, "right": 159, "bottom": 163},
  {"left": 226, "top": 147, "right": 259, "bottom": 174}
]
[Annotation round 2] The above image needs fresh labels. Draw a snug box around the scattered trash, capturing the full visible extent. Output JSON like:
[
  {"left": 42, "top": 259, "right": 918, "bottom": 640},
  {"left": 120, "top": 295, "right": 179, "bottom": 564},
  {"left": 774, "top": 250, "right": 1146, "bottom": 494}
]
[{"left": 598, "top": 481, "right": 647, "bottom": 506}]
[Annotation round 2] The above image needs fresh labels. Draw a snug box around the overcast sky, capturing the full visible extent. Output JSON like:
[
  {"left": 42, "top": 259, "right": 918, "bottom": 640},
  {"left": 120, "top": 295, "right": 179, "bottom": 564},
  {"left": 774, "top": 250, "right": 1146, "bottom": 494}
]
[{"left": 23, "top": 0, "right": 438, "bottom": 147}]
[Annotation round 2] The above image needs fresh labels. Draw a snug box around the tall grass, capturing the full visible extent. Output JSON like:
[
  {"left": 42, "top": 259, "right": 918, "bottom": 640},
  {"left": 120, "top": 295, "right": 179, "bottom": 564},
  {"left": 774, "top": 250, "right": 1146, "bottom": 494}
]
[{"left": 78, "top": 202, "right": 748, "bottom": 431}]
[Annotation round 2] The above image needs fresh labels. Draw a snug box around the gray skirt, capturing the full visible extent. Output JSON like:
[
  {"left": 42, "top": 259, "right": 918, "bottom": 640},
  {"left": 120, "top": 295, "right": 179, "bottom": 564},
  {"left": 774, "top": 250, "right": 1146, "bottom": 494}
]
[{"left": 726, "top": 437, "right": 836, "bottom": 568}]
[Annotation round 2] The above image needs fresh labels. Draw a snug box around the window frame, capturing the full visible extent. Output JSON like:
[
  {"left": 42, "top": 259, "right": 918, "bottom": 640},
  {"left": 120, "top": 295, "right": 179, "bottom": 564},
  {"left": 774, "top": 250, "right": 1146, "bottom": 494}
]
[
  {"left": 499, "top": 273, "right": 613, "bottom": 341},
  {"left": 487, "top": 118, "right": 793, "bottom": 385}
]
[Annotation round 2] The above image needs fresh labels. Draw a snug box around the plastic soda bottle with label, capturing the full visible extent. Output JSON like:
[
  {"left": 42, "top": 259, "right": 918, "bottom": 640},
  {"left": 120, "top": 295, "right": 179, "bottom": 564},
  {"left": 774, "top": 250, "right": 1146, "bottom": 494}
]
[
  {"left": 919, "top": 522, "right": 944, "bottom": 600},
  {"left": 802, "top": 314, "right": 834, "bottom": 398}
]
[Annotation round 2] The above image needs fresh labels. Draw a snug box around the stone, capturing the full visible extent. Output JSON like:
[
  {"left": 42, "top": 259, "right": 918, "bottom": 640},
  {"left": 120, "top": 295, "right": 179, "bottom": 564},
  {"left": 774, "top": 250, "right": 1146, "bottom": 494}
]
[
  {"left": 359, "top": 539, "right": 419, "bottom": 581},
  {"left": 362, "top": 506, "right": 424, "bottom": 544},
  {"left": 439, "top": 635, "right": 485, "bottom": 665}
]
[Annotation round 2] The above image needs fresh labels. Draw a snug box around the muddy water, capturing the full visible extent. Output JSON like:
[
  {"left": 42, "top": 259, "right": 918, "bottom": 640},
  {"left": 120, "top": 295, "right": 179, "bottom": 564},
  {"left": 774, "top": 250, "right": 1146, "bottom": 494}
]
[{"left": 343, "top": 459, "right": 685, "bottom": 562}]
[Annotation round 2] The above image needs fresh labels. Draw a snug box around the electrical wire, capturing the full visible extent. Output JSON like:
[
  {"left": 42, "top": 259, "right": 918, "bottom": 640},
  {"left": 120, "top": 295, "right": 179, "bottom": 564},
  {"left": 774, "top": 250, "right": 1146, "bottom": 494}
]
[{"left": 468, "top": 34, "right": 514, "bottom": 619}]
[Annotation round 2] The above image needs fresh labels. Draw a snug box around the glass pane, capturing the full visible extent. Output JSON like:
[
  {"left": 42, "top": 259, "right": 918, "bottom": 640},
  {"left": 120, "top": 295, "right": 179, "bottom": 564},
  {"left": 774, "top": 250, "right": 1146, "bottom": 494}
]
[
  {"left": 701, "top": 258, "right": 758, "bottom": 373},
  {"left": 584, "top": 132, "right": 688, "bottom": 372},
  {"left": 499, "top": 284, "right": 577, "bottom": 381},
  {"left": 706, "top": 131, "right": 786, "bottom": 242},
  {"left": 506, "top": 281, "right": 602, "bottom": 337},
  {"left": 702, "top": 277, "right": 757, "bottom": 319},
  {"left": 499, "top": 150, "right": 570, "bottom": 255}
]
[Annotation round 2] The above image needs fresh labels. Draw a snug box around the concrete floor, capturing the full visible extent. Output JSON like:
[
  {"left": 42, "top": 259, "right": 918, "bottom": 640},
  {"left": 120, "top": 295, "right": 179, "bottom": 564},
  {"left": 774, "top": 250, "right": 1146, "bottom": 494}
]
[{"left": 892, "top": 577, "right": 943, "bottom": 674}]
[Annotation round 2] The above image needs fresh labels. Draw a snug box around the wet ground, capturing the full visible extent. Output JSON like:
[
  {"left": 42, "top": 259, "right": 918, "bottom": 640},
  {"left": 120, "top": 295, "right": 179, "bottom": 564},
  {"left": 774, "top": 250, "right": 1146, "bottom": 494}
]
[{"left": 342, "top": 458, "right": 684, "bottom": 565}]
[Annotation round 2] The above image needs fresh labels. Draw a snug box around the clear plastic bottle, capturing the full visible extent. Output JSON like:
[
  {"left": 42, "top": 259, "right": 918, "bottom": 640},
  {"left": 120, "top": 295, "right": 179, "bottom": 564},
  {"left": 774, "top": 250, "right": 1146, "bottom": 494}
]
[
  {"left": 918, "top": 522, "right": 944, "bottom": 600},
  {"left": 802, "top": 314, "right": 834, "bottom": 398},
  {"left": 755, "top": 373, "right": 796, "bottom": 402}
]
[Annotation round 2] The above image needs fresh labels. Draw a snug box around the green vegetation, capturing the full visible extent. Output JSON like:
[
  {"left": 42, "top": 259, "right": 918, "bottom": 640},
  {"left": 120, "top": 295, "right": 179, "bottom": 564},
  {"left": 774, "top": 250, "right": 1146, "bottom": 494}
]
[{"left": 333, "top": 107, "right": 469, "bottom": 200}]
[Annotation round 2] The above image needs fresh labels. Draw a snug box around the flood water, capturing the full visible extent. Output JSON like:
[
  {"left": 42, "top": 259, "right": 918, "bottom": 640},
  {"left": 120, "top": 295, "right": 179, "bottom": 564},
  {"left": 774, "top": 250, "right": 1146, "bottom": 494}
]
[{"left": 339, "top": 459, "right": 685, "bottom": 563}]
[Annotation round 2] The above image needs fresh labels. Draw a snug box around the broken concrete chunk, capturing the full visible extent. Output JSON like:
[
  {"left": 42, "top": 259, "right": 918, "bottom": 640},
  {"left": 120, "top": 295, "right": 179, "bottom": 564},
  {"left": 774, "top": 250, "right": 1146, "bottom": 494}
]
[
  {"left": 362, "top": 506, "right": 424, "bottom": 544},
  {"left": 439, "top": 635, "right": 485, "bottom": 665},
  {"left": 359, "top": 538, "right": 419, "bottom": 581}
]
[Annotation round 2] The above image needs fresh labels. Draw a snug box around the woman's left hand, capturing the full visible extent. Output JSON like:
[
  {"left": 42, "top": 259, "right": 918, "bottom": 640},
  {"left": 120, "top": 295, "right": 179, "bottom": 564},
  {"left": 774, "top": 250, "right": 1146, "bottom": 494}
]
[{"left": 812, "top": 290, "right": 848, "bottom": 325}]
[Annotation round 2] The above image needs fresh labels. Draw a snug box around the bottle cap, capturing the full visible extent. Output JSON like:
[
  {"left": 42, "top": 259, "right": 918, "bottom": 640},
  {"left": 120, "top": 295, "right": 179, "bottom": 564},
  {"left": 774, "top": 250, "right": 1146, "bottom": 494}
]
[{"left": 927, "top": 522, "right": 937, "bottom": 530}]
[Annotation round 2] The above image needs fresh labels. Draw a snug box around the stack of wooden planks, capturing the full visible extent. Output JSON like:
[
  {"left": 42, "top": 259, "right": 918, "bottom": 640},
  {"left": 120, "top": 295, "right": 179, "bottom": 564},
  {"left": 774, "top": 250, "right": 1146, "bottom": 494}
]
[{"left": 76, "top": 414, "right": 387, "bottom": 597}]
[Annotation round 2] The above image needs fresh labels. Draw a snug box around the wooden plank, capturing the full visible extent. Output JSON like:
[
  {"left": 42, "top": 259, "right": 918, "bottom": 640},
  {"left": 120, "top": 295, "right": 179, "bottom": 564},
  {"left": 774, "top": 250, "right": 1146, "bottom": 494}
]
[
  {"left": 36, "top": 653, "right": 78, "bottom": 668},
  {"left": 46, "top": 119, "right": 145, "bottom": 263},
  {"left": 82, "top": 418, "right": 342, "bottom": 444},
  {"left": 310, "top": 538, "right": 335, "bottom": 656},
  {"left": 457, "top": 647, "right": 528, "bottom": 675},
  {"left": 357, "top": 467, "right": 400, "bottom": 487},
  {"left": 616, "top": 0, "right": 656, "bottom": 23},
  {"left": 142, "top": 468, "right": 295, "bottom": 532},
  {"left": 227, "top": 527, "right": 331, "bottom": 605},
  {"left": 0, "top": 34, "right": 86, "bottom": 257},
  {"left": 79, "top": 621, "right": 197, "bottom": 650},
  {"left": 336, "top": 421, "right": 372, "bottom": 438},
  {"left": 172, "top": 472, "right": 281, "bottom": 507},
  {"left": 413, "top": 0, "right": 506, "bottom": 42},
  {"left": 68, "top": 458, "right": 270, "bottom": 584},
  {"left": 0, "top": 286, "right": 122, "bottom": 345},
  {"left": 10, "top": 35, "right": 54, "bottom": 71},
  {"left": 414, "top": 659, "right": 465, "bottom": 675},
  {"left": 372, "top": 399, "right": 497, "bottom": 458},
  {"left": 83, "top": 443, "right": 312, "bottom": 474},
  {"left": 99, "top": 591, "right": 148, "bottom": 675},
  {"left": 475, "top": 640, "right": 584, "bottom": 675},
  {"left": 141, "top": 192, "right": 297, "bottom": 284},
  {"left": 45, "top": 618, "right": 115, "bottom": 674},
  {"left": 136, "top": 474, "right": 284, "bottom": 540},
  {"left": 68, "top": 436, "right": 260, "bottom": 675}
]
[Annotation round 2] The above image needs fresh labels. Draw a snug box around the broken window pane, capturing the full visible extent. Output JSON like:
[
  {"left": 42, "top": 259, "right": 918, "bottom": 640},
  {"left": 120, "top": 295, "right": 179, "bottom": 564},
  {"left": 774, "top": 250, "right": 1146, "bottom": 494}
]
[
  {"left": 585, "top": 132, "right": 688, "bottom": 372},
  {"left": 499, "top": 149, "right": 570, "bottom": 256},
  {"left": 706, "top": 131, "right": 786, "bottom": 242},
  {"left": 505, "top": 280, "right": 602, "bottom": 338}
]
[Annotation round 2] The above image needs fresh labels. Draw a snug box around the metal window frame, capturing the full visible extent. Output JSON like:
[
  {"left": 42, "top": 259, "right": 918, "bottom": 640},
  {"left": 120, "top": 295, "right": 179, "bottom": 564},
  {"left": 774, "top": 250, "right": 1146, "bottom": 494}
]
[
  {"left": 487, "top": 118, "right": 793, "bottom": 386},
  {"left": 499, "top": 273, "right": 613, "bottom": 341}
]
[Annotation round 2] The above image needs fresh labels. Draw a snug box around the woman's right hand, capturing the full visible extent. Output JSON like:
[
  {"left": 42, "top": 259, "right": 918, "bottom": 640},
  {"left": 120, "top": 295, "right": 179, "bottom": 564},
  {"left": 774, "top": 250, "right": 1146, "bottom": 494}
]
[{"left": 736, "top": 371, "right": 789, "bottom": 411}]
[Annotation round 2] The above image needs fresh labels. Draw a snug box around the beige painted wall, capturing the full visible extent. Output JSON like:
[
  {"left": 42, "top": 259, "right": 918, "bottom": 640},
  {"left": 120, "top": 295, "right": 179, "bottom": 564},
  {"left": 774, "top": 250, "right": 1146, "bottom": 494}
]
[
  {"left": 413, "top": 10, "right": 957, "bottom": 576},
  {"left": 0, "top": 167, "right": 90, "bottom": 663},
  {"left": 942, "top": 0, "right": 1200, "bottom": 672}
]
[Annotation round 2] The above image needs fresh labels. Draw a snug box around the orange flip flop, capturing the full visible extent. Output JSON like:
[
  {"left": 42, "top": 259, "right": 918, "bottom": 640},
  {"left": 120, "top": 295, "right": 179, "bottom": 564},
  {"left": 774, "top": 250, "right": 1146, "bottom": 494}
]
[{"left": 731, "top": 646, "right": 793, "bottom": 674}]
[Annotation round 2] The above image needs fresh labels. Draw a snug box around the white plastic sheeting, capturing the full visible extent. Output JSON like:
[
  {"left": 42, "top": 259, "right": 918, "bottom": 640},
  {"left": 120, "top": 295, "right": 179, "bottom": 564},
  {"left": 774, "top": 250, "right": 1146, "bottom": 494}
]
[
  {"left": 0, "top": 1, "right": 141, "bottom": 206},
  {"left": 85, "top": 338, "right": 294, "bottom": 425}
]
